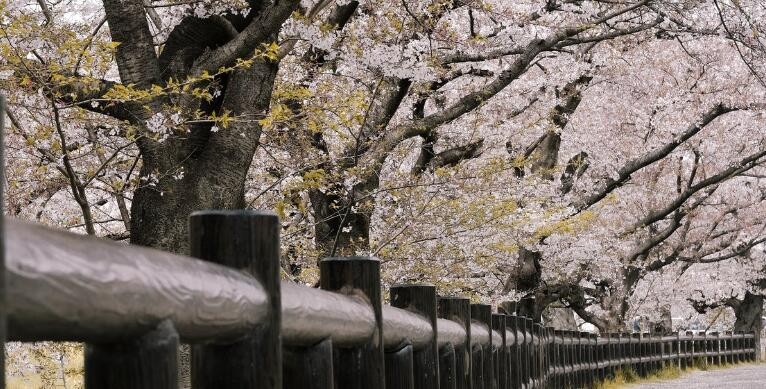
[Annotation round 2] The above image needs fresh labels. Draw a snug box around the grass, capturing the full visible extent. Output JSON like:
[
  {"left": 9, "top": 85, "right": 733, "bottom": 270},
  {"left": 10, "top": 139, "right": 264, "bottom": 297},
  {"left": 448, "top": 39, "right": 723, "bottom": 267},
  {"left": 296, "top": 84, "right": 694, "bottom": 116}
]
[{"left": 594, "top": 359, "right": 753, "bottom": 389}]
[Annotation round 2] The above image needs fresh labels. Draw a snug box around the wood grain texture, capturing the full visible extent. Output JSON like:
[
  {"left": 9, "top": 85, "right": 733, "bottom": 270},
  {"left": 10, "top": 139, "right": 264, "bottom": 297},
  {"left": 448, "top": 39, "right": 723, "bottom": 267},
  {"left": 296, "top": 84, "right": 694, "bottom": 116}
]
[
  {"left": 385, "top": 344, "right": 415, "bottom": 389},
  {"left": 472, "top": 304, "right": 495, "bottom": 389},
  {"left": 283, "top": 339, "right": 334, "bottom": 389},
  {"left": 85, "top": 320, "right": 178, "bottom": 389},
  {"left": 282, "top": 280, "right": 375, "bottom": 347},
  {"left": 438, "top": 297, "right": 471, "bottom": 389},
  {"left": 383, "top": 304, "right": 433, "bottom": 350},
  {"left": 320, "top": 256, "right": 384, "bottom": 389},
  {"left": 390, "top": 284, "right": 438, "bottom": 389},
  {"left": 492, "top": 314, "right": 508, "bottom": 389},
  {"left": 438, "top": 343, "right": 457, "bottom": 389},
  {"left": 190, "top": 210, "right": 281, "bottom": 389},
  {"left": 6, "top": 218, "right": 268, "bottom": 342}
]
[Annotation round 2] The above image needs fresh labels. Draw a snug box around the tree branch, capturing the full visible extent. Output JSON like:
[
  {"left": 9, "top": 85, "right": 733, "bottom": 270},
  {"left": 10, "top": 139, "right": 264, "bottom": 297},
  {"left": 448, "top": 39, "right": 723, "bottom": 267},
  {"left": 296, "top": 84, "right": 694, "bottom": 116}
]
[
  {"left": 357, "top": 1, "right": 651, "bottom": 183},
  {"left": 631, "top": 149, "right": 766, "bottom": 230},
  {"left": 190, "top": 0, "right": 300, "bottom": 76},
  {"left": 573, "top": 103, "right": 738, "bottom": 211}
]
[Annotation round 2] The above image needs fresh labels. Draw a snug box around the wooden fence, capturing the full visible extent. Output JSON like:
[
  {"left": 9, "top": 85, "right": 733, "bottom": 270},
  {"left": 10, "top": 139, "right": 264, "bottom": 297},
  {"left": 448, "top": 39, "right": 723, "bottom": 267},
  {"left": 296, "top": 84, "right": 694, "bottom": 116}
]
[
  {"left": 0, "top": 94, "right": 759, "bottom": 388},
  {"left": 1, "top": 210, "right": 757, "bottom": 389}
]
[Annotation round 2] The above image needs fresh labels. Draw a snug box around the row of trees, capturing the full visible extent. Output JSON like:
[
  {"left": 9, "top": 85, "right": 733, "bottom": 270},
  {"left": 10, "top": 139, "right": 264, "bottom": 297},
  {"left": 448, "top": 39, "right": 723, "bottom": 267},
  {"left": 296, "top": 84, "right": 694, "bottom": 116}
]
[{"left": 2, "top": 0, "right": 766, "bottom": 384}]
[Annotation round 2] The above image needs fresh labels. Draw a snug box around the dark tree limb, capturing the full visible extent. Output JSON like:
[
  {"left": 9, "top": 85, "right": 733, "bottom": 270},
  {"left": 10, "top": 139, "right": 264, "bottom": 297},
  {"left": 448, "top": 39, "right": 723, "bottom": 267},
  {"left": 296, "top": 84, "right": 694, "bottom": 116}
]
[
  {"left": 190, "top": 0, "right": 300, "bottom": 76},
  {"left": 421, "top": 139, "right": 485, "bottom": 173},
  {"left": 573, "top": 103, "right": 738, "bottom": 211},
  {"left": 560, "top": 152, "right": 589, "bottom": 194},
  {"left": 630, "top": 149, "right": 766, "bottom": 230},
  {"left": 102, "top": 0, "right": 162, "bottom": 89}
]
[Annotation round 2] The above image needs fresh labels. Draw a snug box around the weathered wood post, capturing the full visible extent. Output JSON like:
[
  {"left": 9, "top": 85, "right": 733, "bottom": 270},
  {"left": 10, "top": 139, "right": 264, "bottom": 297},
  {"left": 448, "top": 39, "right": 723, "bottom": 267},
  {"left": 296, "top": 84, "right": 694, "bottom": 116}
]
[
  {"left": 569, "top": 331, "right": 575, "bottom": 387},
  {"left": 688, "top": 331, "right": 696, "bottom": 368},
  {"left": 86, "top": 198, "right": 187, "bottom": 389},
  {"left": 676, "top": 331, "right": 684, "bottom": 370},
  {"left": 439, "top": 342, "right": 458, "bottom": 389},
  {"left": 439, "top": 297, "right": 471, "bottom": 389},
  {"left": 560, "top": 331, "right": 569, "bottom": 388},
  {"left": 505, "top": 320, "right": 518, "bottom": 389},
  {"left": 545, "top": 327, "right": 554, "bottom": 388},
  {"left": 498, "top": 303, "right": 520, "bottom": 389},
  {"left": 507, "top": 316, "right": 523, "bottom": 389},
  {"left": 736, "top": 331, "right": 744, "bottom": 364},
  {"left": 0, "top": 94, "right": 5, "bottom": 389},
  {"left": 652, "top": 333, "right": 660, "bottom": 373},
  {"left": 519, "top": 318, "right": 530, "bottom": 388},
  {"left": 580, "top": 332, "right": 587, "bottom": 386},
  {"left": 637, "top": 332, "right": 646, "bottom": 377},
  {"left": 321, "top": 256, "right": 384, "bottom": 389},
  {"left": 554, "top": 330, "right": 564, "bottom": 388},
  {"left": 385, "top": 344, "right": 415, "bottom": 389},
  {"left": 492, "top": 314, "right": 507, "bottom": 389},
  {"left": 471, "top": 304, "right": 493, "bottom": 389},
  {"left": 189, "top": 210, "right": 281, "bottom": 389},
  {"left": 283, "top": 339, "right": 334, "bottom": 389},
  {"left": 85, "top": 320, "right": 179, "bottom": 388},
  {"left": 724, "top": 331, "right": 734, "bottom": 364},
  {"left": 534, "top": 323, "right": 543, "bottom": 388},
  {"left": 391, "top": 285, "right": 439, "bottom": 388},
  {"left": 589, "top": 333, "right": 597, "bottom": 386},
  {"left": 710, "top": 331, "right": 721, "bottom": 365}
]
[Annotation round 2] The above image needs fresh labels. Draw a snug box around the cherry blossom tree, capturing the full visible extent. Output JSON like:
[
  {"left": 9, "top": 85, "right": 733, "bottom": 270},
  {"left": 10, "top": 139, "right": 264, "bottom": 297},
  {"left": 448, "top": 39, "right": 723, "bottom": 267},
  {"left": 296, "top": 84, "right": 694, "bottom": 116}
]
[{"left": 3, "top": 0, "right": 766, "bottom": 384}]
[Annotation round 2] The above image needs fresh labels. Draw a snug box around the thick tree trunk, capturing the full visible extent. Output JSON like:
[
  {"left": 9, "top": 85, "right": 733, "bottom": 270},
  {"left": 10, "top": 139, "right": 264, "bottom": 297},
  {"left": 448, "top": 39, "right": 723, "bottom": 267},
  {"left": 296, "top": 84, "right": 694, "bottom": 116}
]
[
  {"left": 129, "top": 60, "right": 279, "bottom": 389},
  {"left": 309, "top": 177, "right": 377, "bottom": 259},
  {"left": 542, "top": 306, "right": 578, "bottom": 330},
  {"left": 130, "top": 61, "right": 278, "bottom": 253},
  {"left": 733, "top": 292, "right": 763, "bottom": 359},
  {"left": 733, "top": 292, "right": 763, "bottom": 333}
]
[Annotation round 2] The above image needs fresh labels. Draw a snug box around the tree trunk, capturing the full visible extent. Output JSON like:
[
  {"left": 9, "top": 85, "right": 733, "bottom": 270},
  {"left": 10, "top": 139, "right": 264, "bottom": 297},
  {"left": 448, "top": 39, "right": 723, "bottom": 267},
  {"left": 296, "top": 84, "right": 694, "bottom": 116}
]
[
  {"left": 130, "top": 61, "right": 279, "bottom": 253},
  {"left": 309, "top": 177, "right": 377, "bottom": 259},
  {"left": 542, "top": 306, "right": 578, "bottom": 330},
  {"left": 129, "top": 60, "right": 279, "bottom": 389},
  {"left": 733, "top": 292, "right": 763, "bottom": 360},
  {"left": 733, "top": 292, "right": 763, "bottom": 333}
]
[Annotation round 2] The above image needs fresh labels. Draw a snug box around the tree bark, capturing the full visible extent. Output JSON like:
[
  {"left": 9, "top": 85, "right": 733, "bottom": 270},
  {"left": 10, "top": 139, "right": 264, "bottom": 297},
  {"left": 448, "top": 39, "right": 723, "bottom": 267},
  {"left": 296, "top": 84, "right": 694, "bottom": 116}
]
[{"left": 130, "top": 61, "right": 279, "bottom": 253}]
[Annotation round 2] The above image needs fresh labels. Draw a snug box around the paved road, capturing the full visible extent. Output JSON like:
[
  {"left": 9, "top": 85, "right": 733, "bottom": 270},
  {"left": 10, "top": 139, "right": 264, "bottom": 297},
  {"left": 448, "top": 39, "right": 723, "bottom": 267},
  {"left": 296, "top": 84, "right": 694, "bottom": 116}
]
[{"left": 628, "top": 364, "right": 766, "bottom": 389}]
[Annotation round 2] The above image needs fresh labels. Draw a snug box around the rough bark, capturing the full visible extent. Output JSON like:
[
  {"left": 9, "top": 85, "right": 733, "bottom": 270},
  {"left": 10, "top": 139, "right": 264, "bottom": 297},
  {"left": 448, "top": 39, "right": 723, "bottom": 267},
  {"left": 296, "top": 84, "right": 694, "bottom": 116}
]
[
  {"left": 733, "top": 292, "right": 764, "bottom": 334},
  {"left": 309, "top": 177, "right": 377, "bottom": 259},
  {"left": 130, "top": 60, "right": 279, "bottom": 254}
]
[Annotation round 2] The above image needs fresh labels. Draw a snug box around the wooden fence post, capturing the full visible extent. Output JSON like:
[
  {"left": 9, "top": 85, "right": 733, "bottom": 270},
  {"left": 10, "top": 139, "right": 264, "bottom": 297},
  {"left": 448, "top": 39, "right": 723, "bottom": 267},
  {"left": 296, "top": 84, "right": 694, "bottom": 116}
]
[
  {"left": 391, "top": 285, "right": 439, "bottom": 388},
  {"left": 283, "top": 339, "right": 334, "bottom": 389},
  {"left": 439, "top": 342, "right": 458, "bottom": 389},
  {"left": 507, "top": 316, "right": 522, "bottom": 389},
  {"left": 85, "top": 320, "right": 179, "bottom": 388},
  {"left": 710, "top": 332, "right": 720, "bottom": 366},
  {"left": 189, "top": 210, "right": 281, "bottom": 389},
  {"left": 320, "top": 256, "right": 384, "bottom": 389},
  {"left": 534, "top": 323, "right": 543, "bottom": 388},
  {"left": 471, "top": 304, "right": 493, "bottom": 389},
  {"left": 385, "top": 344, "right": 415, "bottom": 389},
  {"left": 439, "top": 297, "right": 471, "bottom": 389},
  {"left": 558, "top": 330, "right": 566, "bottom": 388},
  {"left": 0, "top": 94, "right": 5, "bottom": 389},
  {"left": 492, "top": 314, "right": 507, "bottom": 389},
  {"left": 86, "top": 170, "right": 184, "bottom": 389}
]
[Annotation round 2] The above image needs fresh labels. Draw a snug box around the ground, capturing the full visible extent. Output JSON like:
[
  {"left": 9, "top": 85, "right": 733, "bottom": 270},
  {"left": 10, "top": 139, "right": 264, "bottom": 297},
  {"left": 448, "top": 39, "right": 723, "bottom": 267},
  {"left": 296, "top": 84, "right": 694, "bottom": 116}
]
[{"left": 629, "top": 364, "right": 766, "bottom": 389}]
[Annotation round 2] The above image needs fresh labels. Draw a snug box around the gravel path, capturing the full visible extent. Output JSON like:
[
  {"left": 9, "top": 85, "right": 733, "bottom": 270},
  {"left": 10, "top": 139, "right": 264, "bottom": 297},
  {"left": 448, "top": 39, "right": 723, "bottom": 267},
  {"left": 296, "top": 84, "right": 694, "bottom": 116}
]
[{"left": 628, "top": 364, "right": 766, "bottom": 389}]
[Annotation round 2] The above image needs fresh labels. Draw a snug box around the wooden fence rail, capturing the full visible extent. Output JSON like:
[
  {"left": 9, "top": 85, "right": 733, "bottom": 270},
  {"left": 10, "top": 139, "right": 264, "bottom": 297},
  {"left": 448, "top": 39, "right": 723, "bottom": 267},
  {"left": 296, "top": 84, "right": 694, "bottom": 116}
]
[{"left": 2, "top": 210, "right": 758, "bottom": 389}]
